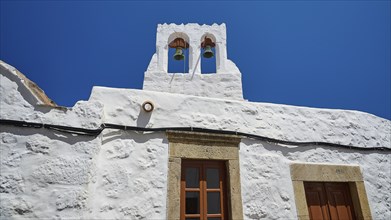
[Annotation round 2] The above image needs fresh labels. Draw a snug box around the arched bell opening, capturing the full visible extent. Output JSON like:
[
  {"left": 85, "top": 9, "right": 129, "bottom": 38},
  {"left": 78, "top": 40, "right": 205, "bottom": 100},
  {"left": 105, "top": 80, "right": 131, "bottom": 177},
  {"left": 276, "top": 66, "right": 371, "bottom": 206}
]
[
  {"left": 168, "top": 37, "right": 190, "bottom": 73},
  {"left": 201, "top": 36, "right": 217, "bottom": 74}
]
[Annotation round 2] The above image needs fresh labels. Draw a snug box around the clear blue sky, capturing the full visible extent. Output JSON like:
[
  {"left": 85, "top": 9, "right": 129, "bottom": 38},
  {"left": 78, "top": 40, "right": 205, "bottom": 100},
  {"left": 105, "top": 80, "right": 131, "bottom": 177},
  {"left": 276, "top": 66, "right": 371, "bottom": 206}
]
[{"left": 1, "top": 1, "right": 390, "bottom": 120}]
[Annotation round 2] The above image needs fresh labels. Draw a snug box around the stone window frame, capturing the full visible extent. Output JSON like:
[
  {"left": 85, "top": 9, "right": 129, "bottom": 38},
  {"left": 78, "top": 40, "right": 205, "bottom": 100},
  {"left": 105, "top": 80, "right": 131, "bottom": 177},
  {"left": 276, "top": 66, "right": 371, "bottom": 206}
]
[
  {"left": 166, "top": 130, "right": 243, "bottom": 220},
  {"left": 290, "top": 163, "right": 372, "bottom": 220}
]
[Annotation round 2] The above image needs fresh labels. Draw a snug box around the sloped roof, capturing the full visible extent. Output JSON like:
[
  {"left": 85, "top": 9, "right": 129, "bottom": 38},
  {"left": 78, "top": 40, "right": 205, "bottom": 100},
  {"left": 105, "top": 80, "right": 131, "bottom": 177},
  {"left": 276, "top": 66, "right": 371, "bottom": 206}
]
[{"left": 0, "top": 60, "right": 56, "bottom": 107}]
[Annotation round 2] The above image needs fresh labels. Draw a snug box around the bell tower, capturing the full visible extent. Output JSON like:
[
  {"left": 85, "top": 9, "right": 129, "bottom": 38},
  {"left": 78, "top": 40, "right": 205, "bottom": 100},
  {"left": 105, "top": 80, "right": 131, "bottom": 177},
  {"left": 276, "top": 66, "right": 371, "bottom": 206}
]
[{"left": 143, "top": 23, "right": 243, "bottom": 101}]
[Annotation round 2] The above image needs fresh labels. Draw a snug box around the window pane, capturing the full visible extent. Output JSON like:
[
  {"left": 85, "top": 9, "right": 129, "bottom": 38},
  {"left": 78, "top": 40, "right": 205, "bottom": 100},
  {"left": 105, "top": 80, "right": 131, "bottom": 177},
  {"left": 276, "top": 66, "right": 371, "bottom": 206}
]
[
  {"left": 186, "top": 168, "right": 199, "bottom": 188},
  {"left": 206, "top": 168, "right": 219, "bottom": 188},
  {"left": 186, "top": 218, "right": 200, "bottom": 220},
  {"left": 207, "top": 218, "right": 220, "bottom": 220},
  {"left": 186, "top": 192, "right": 200, "bottom": 214},
  {"left": 207, "top": 192, "right": 221, "bottom": 214}
]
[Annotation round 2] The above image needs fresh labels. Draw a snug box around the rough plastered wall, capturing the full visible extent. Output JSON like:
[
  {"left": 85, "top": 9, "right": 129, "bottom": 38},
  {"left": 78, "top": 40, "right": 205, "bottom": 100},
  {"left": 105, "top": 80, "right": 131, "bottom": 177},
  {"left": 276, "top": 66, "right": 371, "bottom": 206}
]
[
  {"left": 0, "top": 128, "right": 169, "bottom": 220},
  {"left": 1, "top": 60, "right": 390, "bottom": 220},
  {"left": 239, "top": 139, "right": 391, "bottom": 219},
  {"left": 0, "top": 62, "right": 169, "bottom": 219},
  {"left": 86, "top": 130, "right": 168, "bottom": 219},
  {"left": 0, "top": 125, "right": 100, "bottom": 219},
  {"left": 88, "top": 86, "right": 390, "bottom": 219},
  {"left": 89, "top": 86, "right": 390, "bottom": 149}
]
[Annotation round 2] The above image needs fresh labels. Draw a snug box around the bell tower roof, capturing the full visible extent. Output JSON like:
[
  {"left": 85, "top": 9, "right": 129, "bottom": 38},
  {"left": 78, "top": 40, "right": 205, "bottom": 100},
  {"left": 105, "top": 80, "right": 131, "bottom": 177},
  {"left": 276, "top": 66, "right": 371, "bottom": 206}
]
[{"left": 143, "top": 23, "right": 244, "bottom": 101}]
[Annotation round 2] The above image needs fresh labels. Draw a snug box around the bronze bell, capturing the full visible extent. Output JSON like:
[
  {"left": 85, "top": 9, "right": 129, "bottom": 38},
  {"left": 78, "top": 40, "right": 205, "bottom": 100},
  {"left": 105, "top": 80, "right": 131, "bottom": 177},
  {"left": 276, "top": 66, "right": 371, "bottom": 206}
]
[
  {"left": 173, "top": 47, "right": 185, "bottom": 60},
  {"left": 203, "top": 45, "right": 214, "bottom": 58}
]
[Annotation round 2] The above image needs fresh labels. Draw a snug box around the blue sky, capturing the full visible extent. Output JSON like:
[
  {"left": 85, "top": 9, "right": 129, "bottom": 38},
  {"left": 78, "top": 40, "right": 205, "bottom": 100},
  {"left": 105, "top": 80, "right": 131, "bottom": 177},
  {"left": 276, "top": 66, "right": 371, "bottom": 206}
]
[{"left": 1, "top": 1, "right": 390, "bottom": 120}]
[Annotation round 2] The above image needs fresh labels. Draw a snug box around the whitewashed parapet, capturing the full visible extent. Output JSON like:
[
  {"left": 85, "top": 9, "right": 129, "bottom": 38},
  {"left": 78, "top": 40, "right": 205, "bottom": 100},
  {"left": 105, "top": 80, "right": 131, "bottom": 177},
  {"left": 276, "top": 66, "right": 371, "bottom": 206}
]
[{"left": 90, "top": 87, "right": 391, "bottom": 150}]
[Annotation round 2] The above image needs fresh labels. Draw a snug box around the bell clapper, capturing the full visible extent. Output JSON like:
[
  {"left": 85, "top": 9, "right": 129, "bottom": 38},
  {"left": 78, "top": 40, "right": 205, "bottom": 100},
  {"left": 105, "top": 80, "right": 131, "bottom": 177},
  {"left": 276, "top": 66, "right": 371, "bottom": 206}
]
[
  {"left": 201, "top": 37, "right": 215, "bottom": 58},
  {"left": 203, "top": 45, "right": 214, "bottom": 58},
  {"left": 174, "top": 47, "right": 185, "bottom": 60},
  {"left": 201, "top": 37, "right": 216, "bottom": 58}
]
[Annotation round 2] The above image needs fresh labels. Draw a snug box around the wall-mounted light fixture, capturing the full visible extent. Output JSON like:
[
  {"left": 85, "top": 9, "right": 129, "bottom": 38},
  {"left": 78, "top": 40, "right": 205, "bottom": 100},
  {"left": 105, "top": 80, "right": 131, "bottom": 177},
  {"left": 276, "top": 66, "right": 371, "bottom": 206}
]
[{"left": 142, "top": 101, "right": 154, "bottom": 112}]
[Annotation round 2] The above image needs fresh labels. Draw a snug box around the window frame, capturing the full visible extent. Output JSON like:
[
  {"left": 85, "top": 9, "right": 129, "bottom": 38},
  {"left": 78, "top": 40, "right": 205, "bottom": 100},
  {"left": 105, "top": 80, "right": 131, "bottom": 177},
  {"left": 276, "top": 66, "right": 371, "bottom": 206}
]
[
  {"left": 166, "top": 131, "right": 243, "bottom": 220},
  {"left": 290, "top": 163, "right": 372, "bottom": 220},
  {"left": 181, "top": 159, "right": 228, "bottom": 220}
]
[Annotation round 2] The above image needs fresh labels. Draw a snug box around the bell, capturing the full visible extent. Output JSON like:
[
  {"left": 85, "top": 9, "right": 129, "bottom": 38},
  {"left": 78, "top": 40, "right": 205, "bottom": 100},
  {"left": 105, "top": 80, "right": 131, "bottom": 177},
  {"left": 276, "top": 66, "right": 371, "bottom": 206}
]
[
  {"left": 203, "top": 45, "right": 214, "bottom": 58},
  {"left": 173, "top": 47, "right": 185, "bottom": 60}
]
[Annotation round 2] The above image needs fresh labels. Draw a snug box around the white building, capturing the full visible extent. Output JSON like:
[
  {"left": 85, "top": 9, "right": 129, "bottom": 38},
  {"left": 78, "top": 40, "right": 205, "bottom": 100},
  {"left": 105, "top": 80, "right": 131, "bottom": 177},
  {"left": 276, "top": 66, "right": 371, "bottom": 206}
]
[{"left": 0, "top": 23, "right": 390, "bottom": 220}]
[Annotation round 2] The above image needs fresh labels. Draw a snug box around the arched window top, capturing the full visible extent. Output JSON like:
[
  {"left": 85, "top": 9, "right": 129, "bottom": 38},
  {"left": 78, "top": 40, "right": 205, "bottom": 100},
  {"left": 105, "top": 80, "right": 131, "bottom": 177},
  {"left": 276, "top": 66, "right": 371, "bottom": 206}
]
[
  {"left": 168, "top": 34, "right": 190, "bottom": 74},
  {"left": 200, "top": 33, "right": 217, "bottom": 44},
  {"left": 168, "top": 32, "right": 190, "bottom": 46},
  {"left": 201, "top": 33, "right": 217, "bottom": 74}
]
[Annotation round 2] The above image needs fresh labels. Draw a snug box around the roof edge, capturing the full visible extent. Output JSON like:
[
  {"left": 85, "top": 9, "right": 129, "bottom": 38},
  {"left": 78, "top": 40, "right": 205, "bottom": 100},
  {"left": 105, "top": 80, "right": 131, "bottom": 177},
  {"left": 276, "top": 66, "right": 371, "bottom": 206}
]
[{"left": 0, "top": 60, "right": 57, "bottom": 107}]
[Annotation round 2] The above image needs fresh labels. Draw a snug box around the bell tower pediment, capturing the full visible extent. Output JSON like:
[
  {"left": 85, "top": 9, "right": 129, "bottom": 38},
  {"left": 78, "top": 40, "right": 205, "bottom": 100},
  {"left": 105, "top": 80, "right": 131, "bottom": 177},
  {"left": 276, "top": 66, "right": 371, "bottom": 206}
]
[{"left": 143, "top": 23, "right": 243, "bottom": 101}]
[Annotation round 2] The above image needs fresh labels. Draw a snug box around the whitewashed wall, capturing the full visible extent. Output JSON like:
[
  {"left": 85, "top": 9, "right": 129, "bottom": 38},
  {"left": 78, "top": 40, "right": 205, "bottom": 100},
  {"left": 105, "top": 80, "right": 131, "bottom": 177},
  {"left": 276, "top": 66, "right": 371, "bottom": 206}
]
[
  {"left": 1, "top": 61, "right": 390, "bottom": 219},
  {"left": 89, "top": 86, "right": 390, "bottom": 149},
  {"left": 239, "top": 139, "right": 390, "bottom": 219},
  {"left": 1, "top": 126, "right": 101, "bottom": 219},
  {"left": 85, "top": 131, "right": 168, "bottom": 219},
  {"left": 1, "top": 62, "right": 170, "bottom": 219}
]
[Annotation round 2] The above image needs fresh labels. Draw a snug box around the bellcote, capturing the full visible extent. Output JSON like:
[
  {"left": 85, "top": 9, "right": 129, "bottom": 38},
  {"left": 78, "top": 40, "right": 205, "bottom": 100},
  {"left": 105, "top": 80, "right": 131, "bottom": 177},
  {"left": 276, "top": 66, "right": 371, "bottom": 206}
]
[{"left": 143, "top": 23, "right": 243, "bottom": 101}]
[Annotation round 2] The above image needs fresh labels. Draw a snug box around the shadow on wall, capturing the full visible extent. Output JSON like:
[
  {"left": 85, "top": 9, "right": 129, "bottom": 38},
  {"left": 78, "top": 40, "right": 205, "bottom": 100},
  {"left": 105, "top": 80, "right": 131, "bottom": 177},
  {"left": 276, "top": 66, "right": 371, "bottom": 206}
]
[
  {"left": 0, "top": 125, "right": 96, "bottom": 145},
  {"left": 136, "top": 110, "right": 152, "bottom": 128},
  {"left": 102, "top": 104, "right": 162, "bottom": 146},
  {"left": 102, "top": 129, "right": 168, "bottom": 146},
  {"left": 34, "top": 105, "right": 68, "bottom": 114},
  {"left": 241, "top": 138, "right": 383, "bottom": 159}
]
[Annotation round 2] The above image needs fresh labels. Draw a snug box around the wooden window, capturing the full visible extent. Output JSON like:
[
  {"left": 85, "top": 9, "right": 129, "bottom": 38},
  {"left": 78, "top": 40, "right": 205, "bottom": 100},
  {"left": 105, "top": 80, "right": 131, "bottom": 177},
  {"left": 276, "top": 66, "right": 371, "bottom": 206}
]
[
  {"left": 181, "top": 160, "right": 228, "bottom": 220},
  {"left": 304, "top": 182, "right": 356, "bottom": 220}
]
